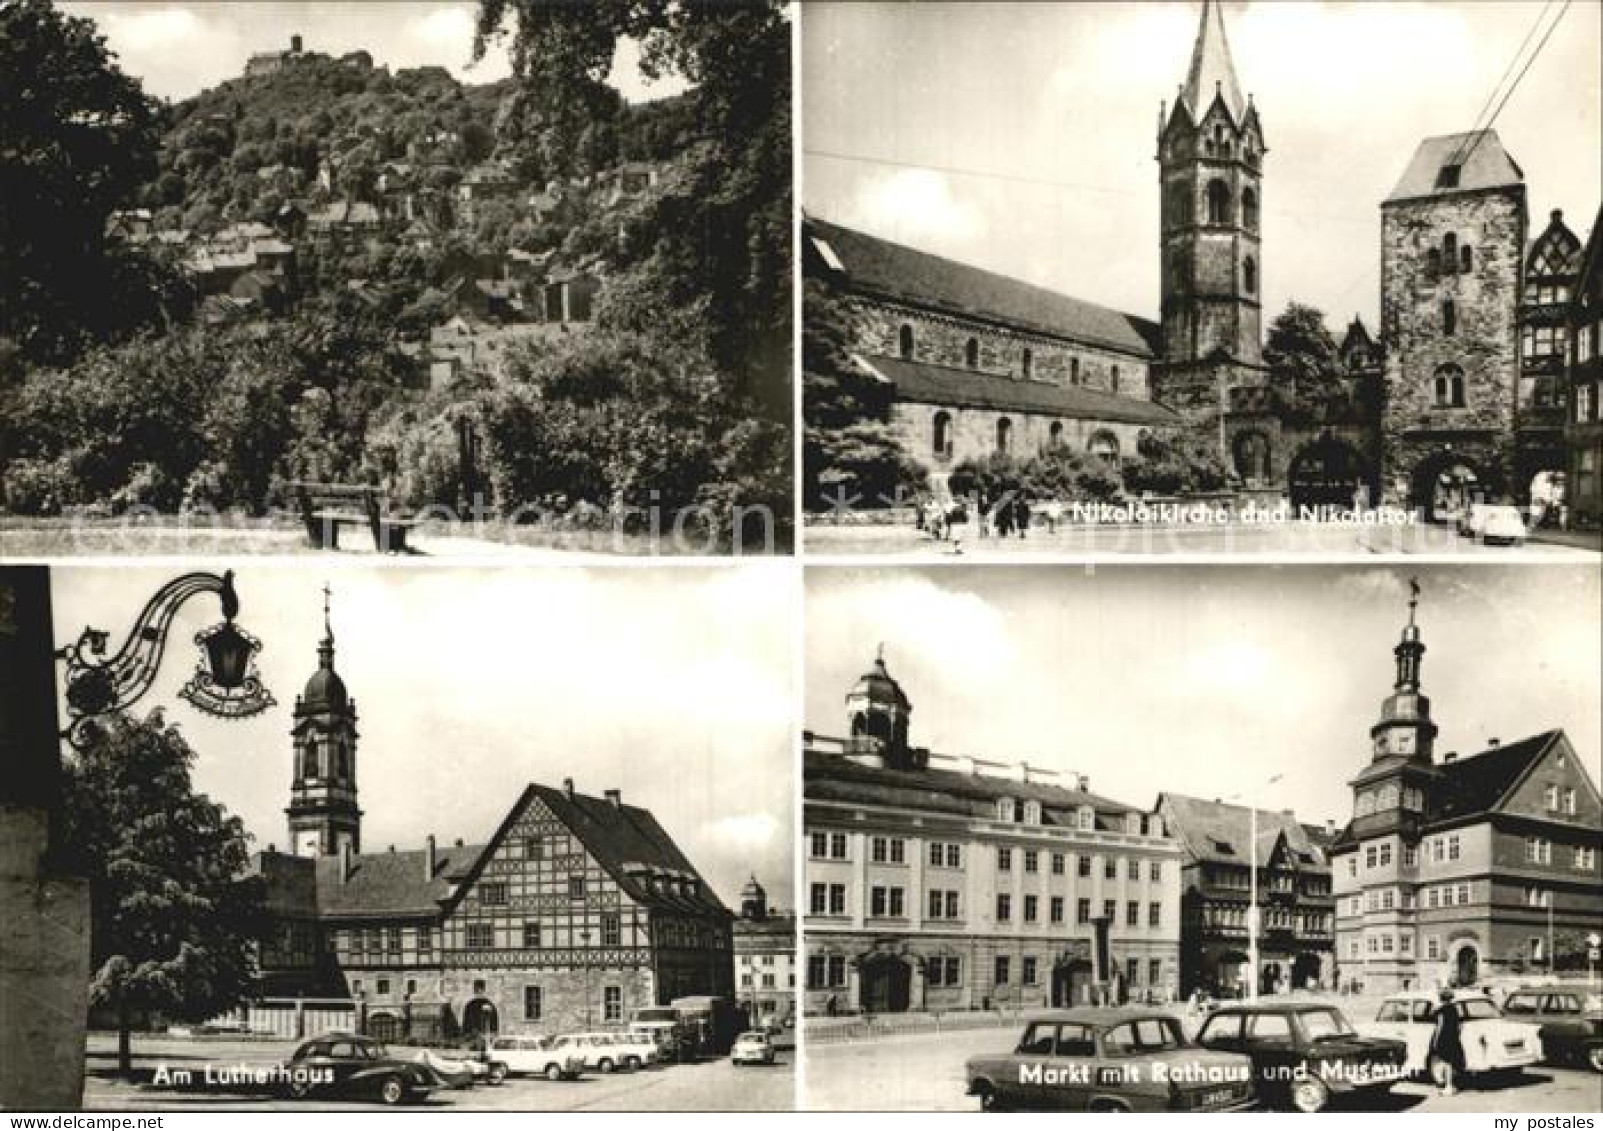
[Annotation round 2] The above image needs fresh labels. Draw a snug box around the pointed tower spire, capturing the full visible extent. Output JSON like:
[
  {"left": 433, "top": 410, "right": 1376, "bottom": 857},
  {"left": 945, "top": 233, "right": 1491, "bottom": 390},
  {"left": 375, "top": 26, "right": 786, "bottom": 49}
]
[
  {"left": 1183, "top": 0, "right": 1246, "bottom": 123},
  {"left": 318, "top": 582, "right": 335, "bottom": 669}
]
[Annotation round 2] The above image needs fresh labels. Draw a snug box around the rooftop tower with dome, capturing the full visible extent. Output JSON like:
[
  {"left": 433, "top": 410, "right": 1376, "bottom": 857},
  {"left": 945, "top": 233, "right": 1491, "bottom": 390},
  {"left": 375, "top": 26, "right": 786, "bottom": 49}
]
[{"left": 287, "top": 584, "right": 362, "bottom": 857}]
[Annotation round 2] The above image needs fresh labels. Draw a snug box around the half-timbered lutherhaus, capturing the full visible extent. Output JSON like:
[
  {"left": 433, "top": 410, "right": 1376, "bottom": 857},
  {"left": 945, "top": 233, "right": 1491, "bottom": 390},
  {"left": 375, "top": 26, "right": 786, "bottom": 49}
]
[
  {"left": 252, "top": 613, "right": 734, "bottom": 1040},
  {"left": 1329, "top": 588, "right": 1603, "bottom": 994},
  {"left": 1154, "top": 795, "right": 1336, "bottom": 998},
  {"left": 1566, "top": 203, "right": 1603, "bottom": 528},
  {"left": 802, "top": 653, "right": 1182, "bottom": 1016}
]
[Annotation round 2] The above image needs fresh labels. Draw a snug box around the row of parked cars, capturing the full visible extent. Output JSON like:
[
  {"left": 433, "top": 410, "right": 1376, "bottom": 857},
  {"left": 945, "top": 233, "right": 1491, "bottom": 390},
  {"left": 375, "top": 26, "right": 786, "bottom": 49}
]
[
  {"left": 275, "top": 1022, "right": 781, "bottom": 1105},
  {"left": 964, "top": 986, "right": 1602, "bottom": 1113}
]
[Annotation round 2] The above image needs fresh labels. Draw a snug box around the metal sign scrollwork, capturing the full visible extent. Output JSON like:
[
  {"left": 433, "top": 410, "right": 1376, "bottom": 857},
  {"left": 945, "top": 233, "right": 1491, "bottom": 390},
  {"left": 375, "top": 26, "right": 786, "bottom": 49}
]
[{"left": 58, "top": 570, "right": 276, "bottom": 749}]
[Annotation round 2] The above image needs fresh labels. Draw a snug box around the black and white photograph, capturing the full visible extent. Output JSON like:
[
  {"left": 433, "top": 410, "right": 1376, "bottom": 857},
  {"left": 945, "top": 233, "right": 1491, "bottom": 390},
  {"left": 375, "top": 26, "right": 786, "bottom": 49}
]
[
  {"left": 801, "top": 564, "right": 1602, "bottom": 1112},
  {"left": 801, "top": 1, "right": 1603, "bottom": 557},
  {"left": 1, "top": 563, "right": 795, "bottom": 1110},
  {"left": 0, "top": 0, "right": 793, "bottom": 556}
]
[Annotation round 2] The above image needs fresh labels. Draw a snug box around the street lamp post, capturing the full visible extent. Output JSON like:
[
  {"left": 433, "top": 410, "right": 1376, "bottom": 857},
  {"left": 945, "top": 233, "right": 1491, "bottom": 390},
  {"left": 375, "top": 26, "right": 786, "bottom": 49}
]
[{"left": 1229, "top": 774, "right": 1283, "bottom": 1002}]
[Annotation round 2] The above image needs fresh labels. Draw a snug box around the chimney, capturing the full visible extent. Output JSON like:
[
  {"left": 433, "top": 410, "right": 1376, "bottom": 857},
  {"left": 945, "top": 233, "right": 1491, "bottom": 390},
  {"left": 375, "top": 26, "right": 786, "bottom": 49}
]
[
  {"left": 604, "top": 789, "right": 621, "bottom": 809},
  {"left": 291, "top": 34, "right": 303, "bottom": 53},
  {"left": 1325, "top": 819, "right": 1336, "bottom": 837},
  {"left": 1012, "top": 761, "right": 1030, "bottom": 783},
  {"left": 454, "top": 837, "right": 463, "bottom": 847},
  {"left": 1488, "top": 737, "right": 1501, "bottom": 749},
  {"left": 425, "top": 835, "right": 437, "bottom": 880},
  {"left": 1443, "top": 751, "right": 1458, "bottom": 763},
  {"left": 563, "top": 777, "right": 575, "bottom": 799},
  {"left": 1077, "top": 775, "right": 1089, "bottom": 792},
  {"left": 339, "top": 841, "right": 351, "bottom": 884}
]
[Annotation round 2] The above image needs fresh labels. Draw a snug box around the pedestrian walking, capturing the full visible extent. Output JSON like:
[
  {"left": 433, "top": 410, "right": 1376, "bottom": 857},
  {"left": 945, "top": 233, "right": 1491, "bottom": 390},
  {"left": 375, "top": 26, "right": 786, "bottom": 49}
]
[{"left": 1428, "top": 989, "right": 1464, "bottom": 1097}]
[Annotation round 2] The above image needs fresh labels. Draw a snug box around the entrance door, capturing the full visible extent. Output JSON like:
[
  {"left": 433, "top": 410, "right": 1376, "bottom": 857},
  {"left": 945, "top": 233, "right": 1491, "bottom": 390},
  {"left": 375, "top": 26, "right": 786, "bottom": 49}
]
[
  {"left": 463, "top": 997, "right": 499, "bottom": 1038},
  {"left": 859, "top": 956, "right": 911, "bottom": 1013},
  {"left": 1052, "top": 961, "right": 1092, "bottom": 1007},
  {"left": 1455, "top": 946, "right": 1479, "bottom": 987}
]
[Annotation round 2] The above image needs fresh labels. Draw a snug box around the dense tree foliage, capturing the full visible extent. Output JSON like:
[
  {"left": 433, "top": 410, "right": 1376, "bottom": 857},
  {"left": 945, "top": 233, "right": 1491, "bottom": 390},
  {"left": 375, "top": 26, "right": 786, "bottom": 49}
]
[
  {"left": 475, "top": 0, "right": 793, "bottom": 418},
  {"left": 1264, "top": 303, "right": 1350, "bottom": 427},
  {"left": 60, "top": 712, "right": 268, "bottom": 1078},
  {"left": 0, "top": 0, "right": 163, "bottom": 363},
  {"left": 1, "top": 314, "right": 417, "bottom": 514}
]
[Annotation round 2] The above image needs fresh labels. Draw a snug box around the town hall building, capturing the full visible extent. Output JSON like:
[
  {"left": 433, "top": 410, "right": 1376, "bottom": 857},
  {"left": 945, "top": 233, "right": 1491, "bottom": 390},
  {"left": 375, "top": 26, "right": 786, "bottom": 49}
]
[
  {"left": 1330, "top": 586, "right": 1603, "bottom": 992},
  {"left": 250, "top": 598, "right": 736, "bottom": 1040}
]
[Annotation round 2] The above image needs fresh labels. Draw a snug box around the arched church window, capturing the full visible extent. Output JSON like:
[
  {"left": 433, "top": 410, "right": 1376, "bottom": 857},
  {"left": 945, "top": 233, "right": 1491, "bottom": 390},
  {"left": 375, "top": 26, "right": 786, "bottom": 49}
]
[
  {"left": 1243, "top": 256, "right": 1257, "bottom": 295},
  {"left": 1020, "top": 347, "right": 1033, "bottom": 379},
  {"left": 1070, "top": 358, "right": 1081, "bottom": 385},
  {"left": 1460, "top": 244, "right": 1473, "bottom": 272},
  {"left": 996, "top": 416, "right": 1013, "bottom": 454},
  {"left": 899, "top": 323, "right": 915, "bottom": 360},
  {"left": 932, "top": 411, "right": 952, "bottom": 458},
  {"left": 1434, "top": 363, "right": 1466, "bottom": 408},
  {"left": 1242, "top": 186, "right": 1258, "bottom": 230},
  {"left": 1048, "top": 420, "right": 1064, "bottom": 450},
  {"left": 1207, "top": 179, "right": 1231, "bottom": 225},
  {"left": 1443, "top": 233, "right": 1457, "bottom": 270},
  {"left": 965, "top": 337, "right": 980, "bottom": 369},
  {"left": 1442, "top": 299, "right": 1456, "bottom": 337},
  {"left": 1110, "top": 365, "right": 1121, "bottom": 392}
]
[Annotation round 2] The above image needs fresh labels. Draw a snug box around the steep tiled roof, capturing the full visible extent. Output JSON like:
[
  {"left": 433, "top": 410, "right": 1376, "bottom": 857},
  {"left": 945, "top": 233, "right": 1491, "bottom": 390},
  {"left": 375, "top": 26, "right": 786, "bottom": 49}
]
[
  {"left": 1385, "top": 131, "right": 1524, "bottom": 204},
  {"left": 1160, "top": 793, "right": 1330, "bottom": 869},
  {"left": 807, "top": 217, "right": 1159, "bottom": 357},
  {"left": 1427, "top": 731, "right": 1560, "bottom": 823},
  {"left": 805, "top": 748, "right": 1143, "bottom": 830},
  {"left": 857, "top": 354, "right": 1180, "bottom": 426},
  {"left": 523, "top": 783, "right": 730, "bottom": 917}
]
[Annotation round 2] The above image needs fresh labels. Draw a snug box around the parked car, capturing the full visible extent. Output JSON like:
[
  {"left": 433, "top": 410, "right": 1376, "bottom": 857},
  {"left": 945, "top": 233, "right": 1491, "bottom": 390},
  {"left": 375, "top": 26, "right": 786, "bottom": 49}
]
[
  {"left": 1195, "top": 1002, "right": 1407, "bottom": 1112},
  {"left": 1474, "top": 504, "right": 1528, "bottom": 546},
  {"left": 1357, "top": 992, "right": 1542, "bottom": 1077},
  {"left": 484, "top": 1035, "right": 585, "bottom": 1080},
  {"left": 631, "top": 1006, "right": 695, "bottom": 1062},
  {"left": 731, "top": 1030, "right": 776, "bottom": 1066},
  {"left": 550, "top": 1032, "right": 647, "bottom": 1073},
  {"left": 1500, "top": 987, "right": 1603, "bottom": 1072},
  {"left": 964, "top": 1008, "right": 1257, "bottom": 1112},
  {"left": 599, "top": 1030, "right": 661, "bottom": 1069},
  {"left": 410, "top": 1047, "right": 504, "bottom": 1087},
  {"left": 280, "top": 1032, "right": 439, "bottom": 1105}
]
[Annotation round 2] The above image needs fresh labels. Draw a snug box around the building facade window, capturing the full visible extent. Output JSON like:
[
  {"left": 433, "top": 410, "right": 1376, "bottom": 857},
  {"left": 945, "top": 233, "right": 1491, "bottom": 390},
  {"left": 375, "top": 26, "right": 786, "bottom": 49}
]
[
  {"left": 1243, "top": 256, "right": 1256, "bottom": 295},
  {"left": 603, "top": 986, "right": 622, "bottom": 1022},
  {"left": 1207, "top": 179, "right": 1230, "bottom": 225},
  {"left": 996, "top": 416, "right": 1013, "bottom": 454},
  {"left": 524, "top": 986, "right": 542, "bottom": 1021},
  {"left": 899, "top": 323, "right": 915, "bottom": 360},
  {"left": 1443, "top": 300, "right": 1456, "bottom": 336},
  {"left": 965, "top": 337, "right": 980, "bottom": 369},
  {"left": 932, "top": 412, "right": 952, "bottom": 459},
  {"left": 1021, "top": 348, "right": 1033, "bottom": 378},
  {"left": 1434, "top": 364, "right": 1466, "bottom": 408},
  {"left": 1242, "top": 187, "right": 1258, "bottom": 230}
]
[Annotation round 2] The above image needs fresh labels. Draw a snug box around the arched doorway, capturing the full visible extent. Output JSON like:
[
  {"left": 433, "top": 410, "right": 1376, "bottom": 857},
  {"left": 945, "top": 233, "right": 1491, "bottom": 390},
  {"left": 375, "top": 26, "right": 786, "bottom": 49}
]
[
  {"left": 1291, "top": 952, "right": 1323, "bottom": 991},
  {"left": 1232, "top": 430, "right": 1272, "bottom": 483},
  {"left": 462, "top": 997, "right": 499, "bottom": 1038},
  {"left": 1454, "top": 945, "right": 1479, "bottom": 987},
  {"left": 367, "top": 1012, "right": 401, "bottom": 1042},
  {"left": 1259, "top": 961, "right": 1283, "bottom": 996},
  {"left": 1289, "top": 435, "right": 1366, "bottom": 509},
  {"left": 1052, "top": 959, "right": 1094, "bottom": 1007},
  {"left": 1412, "top": 454, "right": 1488, "bottom": 524},
  {"left": 859, "top": 954, "right": 912, "bottom": 1014}
]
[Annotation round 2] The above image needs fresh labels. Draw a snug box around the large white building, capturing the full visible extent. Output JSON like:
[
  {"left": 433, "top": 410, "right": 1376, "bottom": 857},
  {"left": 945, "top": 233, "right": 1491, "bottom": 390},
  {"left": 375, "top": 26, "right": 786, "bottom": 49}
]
[{"left": 803, "top": 654, "right": 1182, "bottom": 1015}]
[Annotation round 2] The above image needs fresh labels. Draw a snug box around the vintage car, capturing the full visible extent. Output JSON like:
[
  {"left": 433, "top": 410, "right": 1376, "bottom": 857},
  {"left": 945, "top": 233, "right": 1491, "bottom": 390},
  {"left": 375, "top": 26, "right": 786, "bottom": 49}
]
[
  {"left": 964, "top": 1008, "right": 1256, "bottom": 1112},
  {"left": 1500, "top": 986, "right": 1603, "bottom": 1072},
  {"left": 550, "top": 1032, "right": 653, "bottom": 1072},
  {"left": 483, "top": 1035, "right": 585, "bottom": 1080},
  {"left": 1195, "top": 1002, "right": 1407, "bottom": 1112},
  {"left": 1357, "top": 992, "right": 1542, "bottom": 1077},
  {"left": 731, "top": 1030, "right": 776, "bottom": 1066},
  {"left": 280, "top": 1032, "right": 439, "bottom": 1105},
  {"left": 409, "top": 1048, "right": 504, "bottom": 1088}
]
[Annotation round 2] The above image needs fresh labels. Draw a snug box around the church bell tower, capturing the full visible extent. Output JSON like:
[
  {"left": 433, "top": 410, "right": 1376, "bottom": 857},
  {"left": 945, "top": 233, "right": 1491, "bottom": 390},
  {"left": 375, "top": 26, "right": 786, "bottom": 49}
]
[
  {"left": 1157, "top": 0, "right": 1265, "bottom": 367},
  {"left": 287, "top": 586, "right": 362, "bottom": 857}
]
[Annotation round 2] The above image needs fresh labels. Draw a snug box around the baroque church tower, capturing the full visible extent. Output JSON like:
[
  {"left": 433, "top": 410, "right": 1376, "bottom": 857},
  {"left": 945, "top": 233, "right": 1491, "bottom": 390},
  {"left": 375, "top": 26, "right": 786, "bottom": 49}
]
[
  {"left": 1152, "top": 0, "right": 1267, "bottom": 446},
  {"left": 1347, "top": 581, "right": 1442, "bottom": 843},
  {"left": 286, "top": 587, "right": 362, "bottom": 857}
]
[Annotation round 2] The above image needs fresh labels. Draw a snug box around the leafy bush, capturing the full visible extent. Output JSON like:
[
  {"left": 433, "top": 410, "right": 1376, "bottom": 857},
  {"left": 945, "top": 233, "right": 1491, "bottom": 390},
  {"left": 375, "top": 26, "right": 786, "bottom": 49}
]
[{"left": 1, "top": 457, "right": 79, "bottom": 515}]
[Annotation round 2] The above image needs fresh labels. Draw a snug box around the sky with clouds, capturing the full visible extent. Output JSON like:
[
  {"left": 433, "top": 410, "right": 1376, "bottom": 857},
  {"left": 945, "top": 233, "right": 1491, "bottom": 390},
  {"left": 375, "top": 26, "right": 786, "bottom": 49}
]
[
  {"left": 806, "top": 565, "right": 1601, "bottom": 828},
  {"left": 803, "top": 1, "right": 1602, "bottom": 332},
  {"left": 61, "top": 1, "right": 687, "bottom": 103},
  {"left": 49, "top": 564, "right": 795, "bottom": 910}
]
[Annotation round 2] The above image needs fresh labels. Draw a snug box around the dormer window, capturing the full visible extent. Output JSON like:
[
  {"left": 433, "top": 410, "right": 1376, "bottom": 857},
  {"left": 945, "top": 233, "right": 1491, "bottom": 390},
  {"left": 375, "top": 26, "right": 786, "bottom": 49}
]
[
  {"left": 996, "top": 797, "right": 1013, "bottom": 822},
  {"left": 1076, "top": 805, "right": 1095, "bottom": 831},
  {"left": 1022, "top": 800, "right": 1041, "bottom": 826},
  {"left": 1436, "top": 164, "right": 1461, "bottom": 190}
]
